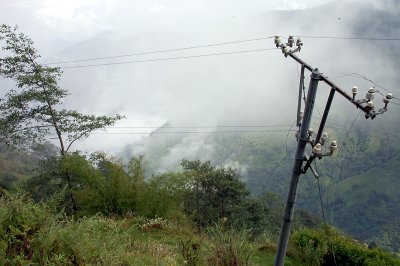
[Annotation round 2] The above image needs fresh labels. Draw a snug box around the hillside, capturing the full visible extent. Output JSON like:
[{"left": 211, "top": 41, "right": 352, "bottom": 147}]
[
  {"left": 329, "top": 155, "right": 400, "bottom": 242},
  {"left": 1, "top": 186, "right": 399, "bottom": 265},
  {"left": 119, "top": 0, "right": 400, "bottom": 249},
  {"left": 0, "top": 142, "right": 58, "bottom": 190}
]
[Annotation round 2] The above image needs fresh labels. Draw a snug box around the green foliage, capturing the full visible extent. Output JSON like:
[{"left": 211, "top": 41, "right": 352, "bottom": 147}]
[
  {"left": 23, "top": 156, "right": 64, "bottom": 202},
  {"left": 138, "top": 172, "right": 188, "bottom": 218},
  {"left": 0, "top": 194, "right": 192, "bottom": 265},
  {"left": 23, "top": 153, "right": 145, "bottom": 216},
  {"left": 291, "top": 228, "right": 328, "bottom": 265},
  {"left": 179, "top": 238, "right": 202, "bottom": 266},
  {"left": 0, "top": 193, "right": 50, "bottom": 262},
  {"left": 181, "top": 160, "right": 249, "bottom": 228},
  {"left": 206, "top": 222, "right": 253, "bottom": 266},
  {"left": 230, "top": 198, "right": 268, "bottom": 237},
  {"left": 0, "top": 24, "right": 123, "bottom": 154},
  {"left": 370, "top": 221, "right": 400, "bottom": 254},
  {"left": 33, "top": 216, "right": 135, "bottom": 265},
  {"left": 291, "top": 227, "right": 400, "bottom": 266},
  {"left": 325, "top": 154, "right": 400, "bottom": 242},
  {"left": 1, "top": 166, "right": 399, "bottom": 265}
]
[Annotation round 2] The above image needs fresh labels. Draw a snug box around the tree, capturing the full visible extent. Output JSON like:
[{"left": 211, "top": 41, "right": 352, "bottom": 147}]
[
  {"left": 181, "top": 160, "right": 249, "bottom": 228},
  {"left": 25, "top": 153, "right": 139, "bottom": 215},
  {"left": 0, "top": 24, "right": 123, "bottom": 155}
]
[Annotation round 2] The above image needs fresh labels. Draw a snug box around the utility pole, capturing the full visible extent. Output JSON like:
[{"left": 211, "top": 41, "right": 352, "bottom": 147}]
[
  {"left": 273, "top": 36, "right": 393, "bottom": 266},
  {"left": 274, "top": 68, "right": 320, "bottom": 266}
]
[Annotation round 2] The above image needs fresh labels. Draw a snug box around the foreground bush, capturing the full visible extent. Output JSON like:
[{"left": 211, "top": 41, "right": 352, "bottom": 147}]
[
  {"left": 0, "top": 194, "right": 186, "bottom": 264},
  {"left": 0, "top": 194, "right": 50, "bottom": 263},
  {"left": 291, "top": 227, "right": 400, "bottom": 266},
  {"left": 206, "top": 222, "right": 253, "bottom": 266}
]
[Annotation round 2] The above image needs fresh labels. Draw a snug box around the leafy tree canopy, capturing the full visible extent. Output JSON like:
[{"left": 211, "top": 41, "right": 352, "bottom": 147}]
[
  {"left": 181, "top": 159, "right": 249, "bottom": 228},
  {"left": 0, "top": 24, "right": 124, "bottom": 155}
]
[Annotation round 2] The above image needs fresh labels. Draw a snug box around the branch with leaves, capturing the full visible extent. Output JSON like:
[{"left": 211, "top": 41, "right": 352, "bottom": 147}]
[{"left": 0, "top": 24, "right": 124, "bottom": 155}]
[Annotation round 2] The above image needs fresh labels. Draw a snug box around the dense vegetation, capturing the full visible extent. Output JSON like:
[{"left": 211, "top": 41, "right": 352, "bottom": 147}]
[{"left": 1, "top": 154, "right": 399, "bottom": 265}]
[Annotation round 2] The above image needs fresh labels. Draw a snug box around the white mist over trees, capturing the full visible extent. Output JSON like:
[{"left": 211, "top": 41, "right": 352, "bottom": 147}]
[{"left": 3, "top": 0, "right": 398, "bottom": 153}]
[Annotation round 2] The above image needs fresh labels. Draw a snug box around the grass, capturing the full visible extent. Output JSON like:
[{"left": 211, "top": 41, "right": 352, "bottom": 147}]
[
  {"left": 251, "top": 250, "right": 304, "bottom": 265},
  {"left": 0, "top": 202, "right": 301, "bottom": 265},
  {"left": 5, "top": 194, "right": 397, "bottom": 265}
]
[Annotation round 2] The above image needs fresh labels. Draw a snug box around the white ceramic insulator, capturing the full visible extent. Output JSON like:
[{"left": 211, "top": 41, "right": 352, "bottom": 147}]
[
  {"left": 274, "top": 36, "right": 281, "bottom": 45},
  {"left": 352, "top": 86, "right": 358, "bottom": 94},
  {"left": 313, "top": 143, "right": 322, "bottom": 155},
  {"left": 330, "top": 140, "right": 337, "bottom": 152},
  {"left": 322, "top": 132, "right": 329, "bottom": 140},
  {"left": 367, "top": 101, "right": 374, "bottom": 108},
  {"left": 366, "top": 88, "right": 375, "bottom": 100},
  {"left": 308, "top": 128, "right": 314, "bottom": 135}
]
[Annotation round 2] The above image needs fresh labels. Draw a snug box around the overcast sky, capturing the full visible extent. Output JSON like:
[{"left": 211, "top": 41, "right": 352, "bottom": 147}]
[
  {"left": 1, "top": 0, "right": 399, "bottom": 155},
  {"left": 2, "top": 0, "right": 337, "bottom": 54}
]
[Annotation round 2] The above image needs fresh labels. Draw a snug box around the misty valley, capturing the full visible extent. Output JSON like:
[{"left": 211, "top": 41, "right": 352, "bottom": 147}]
[{"left": 1, "top": 0, "right": 400, "bottom": 265}]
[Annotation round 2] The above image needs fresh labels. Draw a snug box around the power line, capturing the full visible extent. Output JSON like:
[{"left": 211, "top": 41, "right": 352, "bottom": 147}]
[
  {"left": 264, "top": 120, "right": 297, "bottom": 190},
  {"left": 326, "top": 111, "right": 361, "bottom": 226},
  {"left": 91, "top": 129, "right": 297, "bottom": 135},
  {"left": 316, "top": 175, "right": 338, "bottom": 266},
  {"left": 320, "top": 111, "right": 361, "bottom": 266},
  {"left": 312, "top": 116, "right": 346, "bottom": 129},
  {"left": 45, "top": 34, "right": 400, "bottom": 66},
  {"left": 14, "top": 123, "right": 344, "bottom": 133},
  {"left": 295, "top": 35, "right": 400, "bottom": 41},
  {"left": 336, "top": 72, "right": 400, "bottom": 103},
  {"left": 44, "top": 35, "right": 400, "bottom": 65},
  {"left": 59, "top": 48, "right": 277, "bottom": 69},
  {"left": 106, "top": 124, "right": 293, "bottom": 129},
  {"left": 44, "top": 36, "right": 275, "bottom": 65}
]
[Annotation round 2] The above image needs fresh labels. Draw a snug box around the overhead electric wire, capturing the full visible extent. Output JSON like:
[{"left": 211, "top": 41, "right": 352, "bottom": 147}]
[
  {"left": 14, "top": 123, "right": 327, "bottom": 133},
  {"left": 336, "top": 72, "right": 400, "bottom": 106},
  {"left": 295, "top": 35, "right": 400, "bottom": 41},
  {"left": 44, "top": 36, "right": 275, "bottom": 65},
  {"left": 106, "top": 124, "right": 293, "bottom": 129},
  {"left": 317, "top": 173, "right": 338, "bottom": 266},
  {"left": 45, "top": 34, "right": 400, "bottom": 66},
  {"left": 337, "top": 72, "right": 399, "bottom": 97},
  {"left": 312, "top": 116, "right": 345, "bottom": 129},
  {"left": 259, "top": 120, "right": 297, "bottom": 190},
  {"left": 91, "top": 129, "right": 297, "bottom": 135},
  {"left": 59, "top": 48, "right": 277, "bottom": 69},
  {"left": 312, "top": 146, "right": 338, "bottom": 265},
  {"left": 326, "top": 111, "right": 361, "bottom": 225}
]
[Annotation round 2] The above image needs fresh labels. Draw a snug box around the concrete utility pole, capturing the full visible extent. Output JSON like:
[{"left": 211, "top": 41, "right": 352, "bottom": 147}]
[
  {"left": 272, "top": 36, "right": 393, "bottom": 266},
  {"left": 274, "top": 68, "right": 320, "bottom": 266}
]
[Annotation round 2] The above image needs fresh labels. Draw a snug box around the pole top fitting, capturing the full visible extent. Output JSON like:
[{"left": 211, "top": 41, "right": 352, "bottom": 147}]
[{"left": 311, "top": 68, "right": 320, "bottom": 79}]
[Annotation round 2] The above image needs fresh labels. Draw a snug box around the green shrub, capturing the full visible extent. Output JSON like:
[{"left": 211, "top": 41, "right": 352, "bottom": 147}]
[
  {"left": 179, "top": 238, "right": 202, "bottom": 266},
  {"left": 32, "top": 215, "right": 133, "bottom": 265},
  {"left": 291, "top": 227, "right": 400, "bottom": 266},
  {"left": 291, "top": 228, "right": 327, "bottom": 266},
  {"left": 207, "top": 222, "right": 253, "bottom": 266},
  {"left": 0, "top": 194, "right": 50, "bottom": 263}
]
